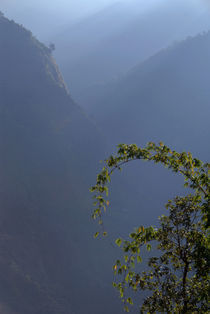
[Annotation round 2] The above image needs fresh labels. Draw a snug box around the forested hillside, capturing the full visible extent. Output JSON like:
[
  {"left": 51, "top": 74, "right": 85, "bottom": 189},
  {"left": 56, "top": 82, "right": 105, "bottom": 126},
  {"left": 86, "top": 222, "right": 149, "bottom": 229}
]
[
  {"left": 88, "top": 31, "right": 210, "bottom": 159},
  {"left": 0, "top": 13, "right": 122, "bottom": 314}
]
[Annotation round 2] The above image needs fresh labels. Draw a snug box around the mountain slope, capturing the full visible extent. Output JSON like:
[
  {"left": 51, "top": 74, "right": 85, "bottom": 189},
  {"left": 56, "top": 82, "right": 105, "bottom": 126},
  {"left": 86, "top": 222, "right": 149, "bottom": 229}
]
[
  {"left": 0, "top": 13, "right": 122, "bottom": 314},
  {"left": 53, "top": 0, "right": 210, "bottom": 105},
  {"left": 88, "top": 31, "right": 210, "bottom": 159}
]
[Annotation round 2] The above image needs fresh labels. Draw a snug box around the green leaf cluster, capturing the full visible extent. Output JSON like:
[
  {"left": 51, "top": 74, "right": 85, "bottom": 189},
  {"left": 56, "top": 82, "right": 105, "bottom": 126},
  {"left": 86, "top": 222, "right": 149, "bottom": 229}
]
[{"left": 90, "top": 142, "right": 209, "bottom": 312}]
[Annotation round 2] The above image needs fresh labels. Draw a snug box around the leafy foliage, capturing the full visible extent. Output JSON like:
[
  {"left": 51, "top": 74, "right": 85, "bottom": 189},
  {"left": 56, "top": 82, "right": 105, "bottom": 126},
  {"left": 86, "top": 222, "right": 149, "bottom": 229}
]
[{"left": 91, "top": 142, "right": 210, "bottom": 312}]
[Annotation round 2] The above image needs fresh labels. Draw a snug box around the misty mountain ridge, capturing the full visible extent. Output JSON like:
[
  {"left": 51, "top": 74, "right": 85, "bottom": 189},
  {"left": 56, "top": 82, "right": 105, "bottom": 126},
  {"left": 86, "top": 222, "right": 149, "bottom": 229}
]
[
  {"left": 0, "top": 13, "right": 123, "bottom": 314},
  {"left": 0, "top": 6, "right": 209, "bottom": 314},
  {"left": 52, "top": 0, "right": 210, "bottom": 106},
  {"left": 87, "top": 30, "right": 210, "bottom": 160}
]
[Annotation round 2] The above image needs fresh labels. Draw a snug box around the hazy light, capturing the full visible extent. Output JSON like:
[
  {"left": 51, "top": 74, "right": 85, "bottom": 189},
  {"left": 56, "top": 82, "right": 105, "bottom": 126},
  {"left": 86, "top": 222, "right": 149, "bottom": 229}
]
[{"left": 0, "top": 0, "right": 209, "bottom": 40}]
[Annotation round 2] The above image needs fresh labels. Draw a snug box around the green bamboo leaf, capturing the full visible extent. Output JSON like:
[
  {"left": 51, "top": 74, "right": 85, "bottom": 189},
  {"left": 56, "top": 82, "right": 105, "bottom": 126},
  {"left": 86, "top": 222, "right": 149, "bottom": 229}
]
[
  {"left": 94, "top": 232, "right": 99, "bottom": 238},
  {"left": 115, "top": 238, "right": 122, "bottom": 247}
]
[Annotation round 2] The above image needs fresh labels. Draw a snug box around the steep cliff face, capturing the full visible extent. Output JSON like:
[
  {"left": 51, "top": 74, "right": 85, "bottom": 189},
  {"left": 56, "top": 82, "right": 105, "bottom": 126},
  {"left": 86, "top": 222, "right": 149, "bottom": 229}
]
[{"left": 0, "top": 14, "right": 120, "bottom": 314}]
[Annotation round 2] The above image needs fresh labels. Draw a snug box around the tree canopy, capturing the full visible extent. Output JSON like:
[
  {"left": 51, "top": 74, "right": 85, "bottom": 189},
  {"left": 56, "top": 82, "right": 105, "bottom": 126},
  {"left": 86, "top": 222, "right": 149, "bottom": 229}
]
[{"left": 91, "top": 142, "right": 209, "bottom": 313}]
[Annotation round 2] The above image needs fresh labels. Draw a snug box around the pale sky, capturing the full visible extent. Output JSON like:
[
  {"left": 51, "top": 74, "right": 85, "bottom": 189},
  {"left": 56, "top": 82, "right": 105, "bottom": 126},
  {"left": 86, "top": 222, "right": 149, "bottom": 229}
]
[
  {"left": 0, "top": 0, "right": 164, "bottom": 39},
  {"left": 0, "top": 0, "right": 209, "bottom": 40},
  {"left": 0, "top": 0, "right": 123, "bottom": 19},
  {"left": 0, "top": 0, "right": 209, "bottom": 20},
  {"left": 0, "top": 0, "right": 125, "bottom": 38}
]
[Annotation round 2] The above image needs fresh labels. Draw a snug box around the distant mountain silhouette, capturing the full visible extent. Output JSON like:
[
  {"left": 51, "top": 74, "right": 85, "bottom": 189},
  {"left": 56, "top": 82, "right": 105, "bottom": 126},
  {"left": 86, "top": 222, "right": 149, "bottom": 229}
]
[
  {"left": 52, "top": 1, "right": 210, "bottom": 106},
  {"left": 88, "top": 31, "right": 210, "bottom": 160},
  {"left": 0, "top": 13, "right": 122, "bottom": 314}
]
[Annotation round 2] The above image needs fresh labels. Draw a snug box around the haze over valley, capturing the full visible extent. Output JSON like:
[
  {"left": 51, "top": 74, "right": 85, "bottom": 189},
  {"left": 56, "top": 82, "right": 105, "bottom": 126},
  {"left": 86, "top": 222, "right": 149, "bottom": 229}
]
[{"left": 0, "top": 1, "right": 209, "bottom": 313}]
